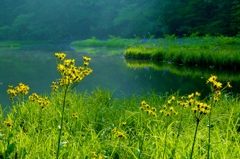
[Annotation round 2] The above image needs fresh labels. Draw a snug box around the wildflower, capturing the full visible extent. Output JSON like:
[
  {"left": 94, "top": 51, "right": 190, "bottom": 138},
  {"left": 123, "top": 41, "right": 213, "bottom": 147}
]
[
  {"left": 55, "top": 53, "right": 66, "bottom": 60},
  {"left": 84, "top": 62, "right": 89, "bottom": 66},
  {"left": 213, "top": 81, "right": 222, "bottom": 89},
  {"left": 151, "top": 107, "right": 157, "bottom": 112},
  {"left": 167, "top": 100, "right": 171, "bottom": 105},
  {"left": 122, "top": 122, "right": 126, "bottom": 126},
  {"left": 91, "top": 152, "right": 97, "bottom": 157},
  {"left": 112, "top": 127, "right": 117, "bottom": 134},
  {"left": 195, "top": 92, "right": 201, "bottom": 97},
  {"left": 188, "top": 93, "right": 194, "bottom": 99},
  {"left": 141, "top": 100, "right": 147, "bottom": 105},
  {"left": 152, "top": 112, "right": 157, "bottom": 117},
  {"left": 160, "top": 110, "right": 165, "bottom": 114},
  {"left": 117, "top": 131, "right": 127, "bottom": 139},
  {"left": 28, "top": 93, "right": 39, "bottom": 101},
  {"left": 4, "top": 119, "right": 13, "bottom": 128},
  {"left": 215, "top": 90, "right": 221, "bottom": 96},
  {"left": 145, "top": 104, "right": 150, "bottom": 109},
  {"left": 169, "top": 106, "right": 174, "bottom": 111},
  {"left": 214, "top": 96, "right": 219, "bottom": 101},
  {"left": 163, "top": 105, "right": 167, "bottom": 109},
  {"left": 207, "top": 75, "right": 217, "bottom": 83},
  {"left": 227, "top": 82, "right": 232, "bottom": 88},
  {"left": 72, "top": 113, "right": 78, "bottom": 119},
  {"left": 171, "top": 96, "right": 175, "bottom": 100}
]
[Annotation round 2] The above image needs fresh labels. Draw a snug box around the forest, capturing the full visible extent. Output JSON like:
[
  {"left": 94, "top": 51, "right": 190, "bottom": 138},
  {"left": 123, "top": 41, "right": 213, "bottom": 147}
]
[{"left": 0, "top": 0, "right": 239, "bottom": 42}]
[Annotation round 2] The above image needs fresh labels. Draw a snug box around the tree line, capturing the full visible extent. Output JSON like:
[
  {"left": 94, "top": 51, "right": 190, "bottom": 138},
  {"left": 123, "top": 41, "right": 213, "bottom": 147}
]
[{"left": 0, "top": 0, "right": 239, "bottom": 42}]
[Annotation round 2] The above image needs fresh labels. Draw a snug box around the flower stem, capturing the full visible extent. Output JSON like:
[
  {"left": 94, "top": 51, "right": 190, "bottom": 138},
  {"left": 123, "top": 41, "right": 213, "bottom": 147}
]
[
  {"left": 56, "top": 86, "right": 68, "bottom": 159},
  {"left": 190, "top": 120, "right": 200, "bottom": 159}
]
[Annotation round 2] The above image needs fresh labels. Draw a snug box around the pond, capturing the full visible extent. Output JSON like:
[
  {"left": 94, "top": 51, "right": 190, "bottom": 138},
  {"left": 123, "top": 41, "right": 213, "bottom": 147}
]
[{"left": 1, "top": 44, "right": 240, "bottom": 109}]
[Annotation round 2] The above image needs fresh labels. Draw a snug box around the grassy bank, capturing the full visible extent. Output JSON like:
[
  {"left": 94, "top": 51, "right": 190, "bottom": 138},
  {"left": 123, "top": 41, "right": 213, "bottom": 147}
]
[
  {"left": 124, "top": 35, "right": 240, "bottom": 69},
  {"left": 0, "top": 52, "right": 239, "bottom": 158},
  {"left": 70, "top": 35, "right": 154, "bottom": 48}
]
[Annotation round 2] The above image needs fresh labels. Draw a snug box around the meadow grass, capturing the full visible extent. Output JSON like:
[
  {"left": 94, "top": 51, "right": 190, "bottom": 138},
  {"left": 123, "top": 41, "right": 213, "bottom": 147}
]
[{"left": 0, "top": 53, "right": 239, "bottom": 159}]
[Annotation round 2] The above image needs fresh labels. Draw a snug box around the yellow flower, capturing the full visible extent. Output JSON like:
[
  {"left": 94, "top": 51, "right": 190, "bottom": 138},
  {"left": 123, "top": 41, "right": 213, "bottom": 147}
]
[
  {"left": 215, "top": 90, "right": 221, "bottom": 96},
  {"left": 84, "top": 62, "right": 89, "bottom": 66},
  {"left": 195, "top": 91, "right": 201, "bottom": 97},
  {"left": 117, "top": 131, "right": 127, "bottom": 139},
  {"left": 214, "top": 96, "right": 219, "bottom": 101},
  {"left": 213, "top": 81, "right": 222, "bottom": 89},
  {"left": 4, "top": 119, "right": 13, "bottom": 128},
  {"left": 207, "top": 75, "right": 217, "bottom": 83},
  {"left": 188, "top": 93, "right": 194, "bottom": 99},
  {"left": 122, "top": 122, "right": 126, "bottom": 126},
  {"left": 112, "top": 127, "right": 117, "bottom": 134},
  {"left": 141, "top": 100, "right": 147, "bottom": 105},
  {"left": 227, "top": 82, "right": 232, "bottom": 88},
  {"left": 91, "top": 152, "right": 97, "bottom": 157}
]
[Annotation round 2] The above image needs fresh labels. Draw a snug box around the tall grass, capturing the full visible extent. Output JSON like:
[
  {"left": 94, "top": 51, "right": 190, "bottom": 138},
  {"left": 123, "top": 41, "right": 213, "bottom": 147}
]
[
  {"left": 0, "top": 52, "right": 239, "bottom": 158},
  {"left": 124, "top": 36, "right": 240, "bottom": 69}
]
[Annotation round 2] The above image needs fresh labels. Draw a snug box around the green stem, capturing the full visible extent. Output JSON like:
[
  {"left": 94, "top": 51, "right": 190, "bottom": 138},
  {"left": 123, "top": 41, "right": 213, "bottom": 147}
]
[
  {"left": 56, "top": 86, "right": 68, "bottom": 159},
  {"left": 170, "top": 115, "right": 183, "bottom": 159},
  {"left": 190, "top": 120, "right": 200, "bottom": 159}
]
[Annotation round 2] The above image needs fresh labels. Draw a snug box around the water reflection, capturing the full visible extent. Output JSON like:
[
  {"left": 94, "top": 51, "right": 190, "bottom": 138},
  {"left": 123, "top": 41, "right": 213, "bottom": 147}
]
[{"left": 0, "top": 45, "right": 239, "bottom": 109}]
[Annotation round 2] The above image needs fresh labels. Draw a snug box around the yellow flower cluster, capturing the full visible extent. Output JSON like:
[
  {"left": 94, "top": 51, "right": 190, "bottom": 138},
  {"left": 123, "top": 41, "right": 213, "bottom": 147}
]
[
  {"left": 206, "top": 75, "right": 232, "bottom": 101},
  {"left": 192, "top": 101, "right": 211, "bottom": 115},
  {"left": 28, "top": 93, "right": 50, "bottom": 108},
  {"left": 28, "top": 93, "right": 39, "bottom": 101},
  {"left": 91, "top": 152, "right": 103, "bottom": 159},
  {"left": 7, "top": 83, "right": 30, "bottom": 100},
  {"left": 112, "top": 127, "right": 127, "bottom": 139},
  {"left": 206, "top": 75, "right": 222, "bottom": 89},
  {"left": 140, "top": 100, "right": 157, "bottom": 117},
  {"left": 160, "top": 104, "right": 178, "bottom": 116},
  {"left": 52, "top": 53, "right": 93, "bottom": 89},
  {"left": 37, "top": 97, "right": 50, "bottom": 108},
  {"left": 55, "top": 52, "right": 66, "bottom": 60},
  {"left": 178, "top": 92, "right": 211, "bottom": 116},
  {"left": 177, "top": 92, "right": 201, "bottom": 108}
]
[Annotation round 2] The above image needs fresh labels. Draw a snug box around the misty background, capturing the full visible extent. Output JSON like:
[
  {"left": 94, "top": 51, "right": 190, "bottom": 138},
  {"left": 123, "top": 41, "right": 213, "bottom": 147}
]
[{"left": 0, "top": 0, "right": 239, "bottom": 42}]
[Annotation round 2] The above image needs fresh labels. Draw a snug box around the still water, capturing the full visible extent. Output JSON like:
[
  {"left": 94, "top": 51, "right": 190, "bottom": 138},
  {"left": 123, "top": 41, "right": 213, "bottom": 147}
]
[{"left": 1, "top": 44, "right": 240, "bottom": 109}]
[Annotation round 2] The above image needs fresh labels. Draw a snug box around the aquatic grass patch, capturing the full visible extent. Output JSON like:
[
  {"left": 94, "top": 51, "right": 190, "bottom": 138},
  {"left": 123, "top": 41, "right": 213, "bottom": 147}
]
[
  {"left": 124, "top": 36, "right": 240, "bottom": 69},
  {"left": 70, "top": 46, "right": 124, "bottom": 56},
  {"left": 124, "top": 59, "right": 240, "bottom": 82},
  {"left": 71, "top": 36, "right": 139, "bottom": 48},
  {"left": 0, "top": 51, "right": 239, "bottom": 158},
  {"left": 0, "top": 42, "right": 21, "bottom": 50}
]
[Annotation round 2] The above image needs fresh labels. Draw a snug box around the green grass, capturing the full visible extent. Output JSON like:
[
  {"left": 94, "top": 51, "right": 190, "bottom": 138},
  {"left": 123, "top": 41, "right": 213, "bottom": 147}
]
[
  {"left": 124, "top": 36, "right": 240, "bottom": 69},
  {"left": 70, "top": 35, "right": 144, "bottom": 48},
  {"left": 1, "top": 88, "right": 239, "bottom": 158},
  {"left": 0, "top": 42, "right": 21, "bottom": 49},
  {"left": 0, "top": 52, "right": 239, "bottom": 159},
  {"left": 124, "top": 59, "right": 240, "bottom": 82}
]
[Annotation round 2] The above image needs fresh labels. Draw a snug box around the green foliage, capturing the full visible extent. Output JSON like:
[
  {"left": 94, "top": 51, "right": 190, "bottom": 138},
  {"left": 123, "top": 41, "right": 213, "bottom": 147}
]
[{"left": 124, "top": 36, "right": 240, "bottom": 69}]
